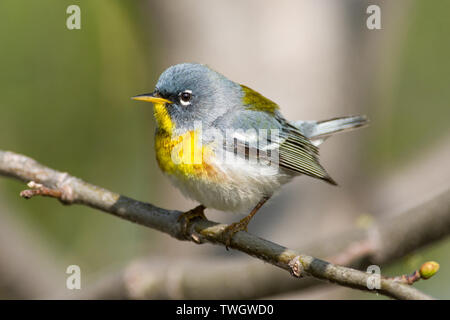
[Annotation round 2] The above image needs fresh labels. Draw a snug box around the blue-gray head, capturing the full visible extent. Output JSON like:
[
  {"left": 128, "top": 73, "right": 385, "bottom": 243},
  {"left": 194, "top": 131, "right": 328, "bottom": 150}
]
[{"left": 132, "top": 63, "right": 242, "bottom": 132}]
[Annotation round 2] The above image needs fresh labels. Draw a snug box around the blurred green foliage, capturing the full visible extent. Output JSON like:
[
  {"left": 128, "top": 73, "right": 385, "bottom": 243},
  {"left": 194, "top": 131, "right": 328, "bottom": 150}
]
[
  {"left": 0, "top": 0, "right": 163, "bottom": 269},
  {"left": 367, "top": 0, "right": 450, "bottom": 172}
]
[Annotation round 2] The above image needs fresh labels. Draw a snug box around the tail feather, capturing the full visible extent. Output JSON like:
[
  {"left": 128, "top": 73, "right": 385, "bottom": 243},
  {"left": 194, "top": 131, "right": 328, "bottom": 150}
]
[{"left": 294, "top": 115, "right": 368, "bottom": 146}]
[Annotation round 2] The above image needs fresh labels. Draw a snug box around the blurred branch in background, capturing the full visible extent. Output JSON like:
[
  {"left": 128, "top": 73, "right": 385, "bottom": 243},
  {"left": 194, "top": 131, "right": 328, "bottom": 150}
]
[
  {"left": 0, "top": 150, "right": 444, "bottom": 300},
  {"left": 0, "top": 200, "right": 65, "bottom": 299}
]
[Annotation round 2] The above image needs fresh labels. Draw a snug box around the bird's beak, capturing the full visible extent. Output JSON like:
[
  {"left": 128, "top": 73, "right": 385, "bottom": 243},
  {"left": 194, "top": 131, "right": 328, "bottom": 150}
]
[{"left": 131, "top": 92, "right": 172, "bottom": 104}]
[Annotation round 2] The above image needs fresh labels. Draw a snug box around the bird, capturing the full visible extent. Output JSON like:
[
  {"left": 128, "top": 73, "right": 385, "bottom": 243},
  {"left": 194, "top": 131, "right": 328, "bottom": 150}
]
[{"left": 132, "top": 63, "right": 367, "bottom": 247}]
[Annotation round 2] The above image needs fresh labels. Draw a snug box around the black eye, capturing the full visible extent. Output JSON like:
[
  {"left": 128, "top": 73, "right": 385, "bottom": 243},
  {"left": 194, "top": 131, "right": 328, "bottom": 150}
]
[{"left": 179, "top": 90, "right": 192, "bottom": 105}]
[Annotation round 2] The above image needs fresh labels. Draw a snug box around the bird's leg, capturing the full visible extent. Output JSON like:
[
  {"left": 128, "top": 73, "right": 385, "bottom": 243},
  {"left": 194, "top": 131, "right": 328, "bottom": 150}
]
[
  {"left": 177, "top": 204, "right": 207, "bottom": 236},
  {"left": 224, "top": 196, "right": 270, "bottom": 249}
]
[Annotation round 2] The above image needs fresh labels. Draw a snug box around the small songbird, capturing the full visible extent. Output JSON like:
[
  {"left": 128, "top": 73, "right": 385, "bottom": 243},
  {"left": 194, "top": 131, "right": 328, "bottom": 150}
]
[{"left": 133, "top": 63, "right": 367, "bottom": 246}]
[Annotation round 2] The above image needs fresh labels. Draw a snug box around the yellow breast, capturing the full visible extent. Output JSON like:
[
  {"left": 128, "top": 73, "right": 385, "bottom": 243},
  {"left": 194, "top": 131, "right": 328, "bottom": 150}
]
[{"left": 153, "top": 102, "right": 218, "bottom": 180}]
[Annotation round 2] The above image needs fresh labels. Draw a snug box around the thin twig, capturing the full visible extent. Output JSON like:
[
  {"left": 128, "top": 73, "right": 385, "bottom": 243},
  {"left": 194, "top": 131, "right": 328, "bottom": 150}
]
[
  {"left": 20, "top": 181, "right": 63, "bottom": 199},
  {"left": 0, "top": 150, "right": 436, "bottom": 300}
]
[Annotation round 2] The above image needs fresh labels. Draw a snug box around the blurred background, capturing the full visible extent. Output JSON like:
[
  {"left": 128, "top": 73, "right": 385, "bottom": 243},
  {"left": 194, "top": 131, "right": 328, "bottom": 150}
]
[{"left": 0, "top": 0, "right": 449, "bottom": 299}]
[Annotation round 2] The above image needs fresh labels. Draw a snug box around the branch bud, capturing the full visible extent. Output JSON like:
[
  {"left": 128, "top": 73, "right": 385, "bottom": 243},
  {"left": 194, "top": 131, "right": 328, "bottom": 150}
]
[{"left": 419, "top": 261, "right": 440, "bottom": 279}]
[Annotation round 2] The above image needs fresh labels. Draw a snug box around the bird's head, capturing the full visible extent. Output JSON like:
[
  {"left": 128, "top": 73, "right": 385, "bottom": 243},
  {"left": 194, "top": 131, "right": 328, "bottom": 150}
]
[{"left": 132, "top": 63, "right": 242, "bottom": 134}]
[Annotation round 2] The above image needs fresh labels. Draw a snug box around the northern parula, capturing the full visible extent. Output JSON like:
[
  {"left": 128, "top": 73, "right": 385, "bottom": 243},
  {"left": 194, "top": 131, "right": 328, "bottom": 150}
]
[{"left": 133, "top": 63, "right": 367, "bottom": 245}]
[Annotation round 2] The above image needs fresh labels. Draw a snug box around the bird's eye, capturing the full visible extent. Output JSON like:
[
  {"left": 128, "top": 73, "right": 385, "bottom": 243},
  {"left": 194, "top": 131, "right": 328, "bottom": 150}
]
[{"left": 179, "top": 90, "right": 192, "bottom": 106}]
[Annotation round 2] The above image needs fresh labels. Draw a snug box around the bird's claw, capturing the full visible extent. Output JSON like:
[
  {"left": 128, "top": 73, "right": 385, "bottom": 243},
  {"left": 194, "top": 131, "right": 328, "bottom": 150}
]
[
  {"left": 177, "top": 205, "right": 206, "bottom": 237},
  {"left": 223, "top": 220, "right": 249, "bottom": 250}
]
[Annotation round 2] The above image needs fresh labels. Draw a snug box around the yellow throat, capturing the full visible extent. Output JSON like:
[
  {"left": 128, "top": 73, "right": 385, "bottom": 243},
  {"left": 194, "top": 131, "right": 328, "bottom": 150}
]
[{"left": 153, "top": 103, "right": 217, "bottom": 179}]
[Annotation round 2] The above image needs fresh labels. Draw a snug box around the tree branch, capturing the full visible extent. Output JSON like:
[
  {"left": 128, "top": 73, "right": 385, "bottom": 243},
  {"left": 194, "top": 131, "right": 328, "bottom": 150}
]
[{"left": 0, "top": 150, "right": 437, "bottom": 300}]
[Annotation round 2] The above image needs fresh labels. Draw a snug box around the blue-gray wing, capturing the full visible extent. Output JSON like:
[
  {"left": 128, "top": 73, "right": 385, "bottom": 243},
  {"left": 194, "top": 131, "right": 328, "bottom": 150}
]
[{"left": 211, "top": 110, "right": 336, "bottom": 184}]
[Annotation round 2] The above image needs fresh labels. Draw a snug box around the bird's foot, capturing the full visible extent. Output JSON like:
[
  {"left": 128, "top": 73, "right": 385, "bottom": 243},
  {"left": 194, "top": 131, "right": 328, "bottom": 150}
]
[
  {"left": 223, "top": 217, "right": 250, "bottom": 250},
  {"left": 177, "top": 205, "right": 207, "bottom": 237}
]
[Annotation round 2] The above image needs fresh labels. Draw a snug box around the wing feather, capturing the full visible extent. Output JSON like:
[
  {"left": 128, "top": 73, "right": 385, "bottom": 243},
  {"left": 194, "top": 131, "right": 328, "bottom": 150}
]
[{"left": 210, "top": 85, "right": 336, "bottom": 185}]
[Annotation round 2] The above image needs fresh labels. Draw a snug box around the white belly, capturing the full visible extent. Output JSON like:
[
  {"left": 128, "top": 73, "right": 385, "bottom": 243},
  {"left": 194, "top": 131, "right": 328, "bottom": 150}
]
[{"left": 166, "top": 155, "right": 293, "bottom": 213}]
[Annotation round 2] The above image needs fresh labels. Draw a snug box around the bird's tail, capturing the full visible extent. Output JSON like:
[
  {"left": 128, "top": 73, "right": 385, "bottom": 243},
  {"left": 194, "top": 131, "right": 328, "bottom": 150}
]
[{"left": 293, "top": 115, "right": 368, "bottom": 146}]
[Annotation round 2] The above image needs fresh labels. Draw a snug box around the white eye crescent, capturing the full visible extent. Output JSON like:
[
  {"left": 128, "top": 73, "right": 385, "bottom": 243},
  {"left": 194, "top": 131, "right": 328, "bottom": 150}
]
[{"left": 179, "top": 90, "right": 192, "bottom": 106}]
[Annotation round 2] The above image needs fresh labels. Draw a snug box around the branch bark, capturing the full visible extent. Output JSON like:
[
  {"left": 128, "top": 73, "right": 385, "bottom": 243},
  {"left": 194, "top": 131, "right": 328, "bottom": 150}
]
[{"left": 0, "top": 150, "right": 439, "bottom": 300}]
